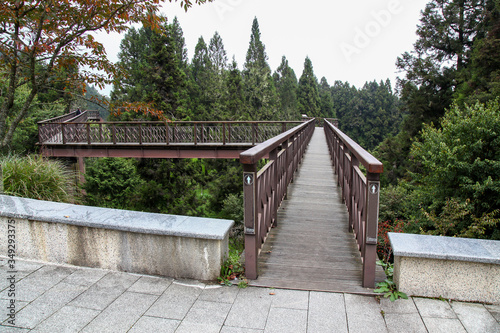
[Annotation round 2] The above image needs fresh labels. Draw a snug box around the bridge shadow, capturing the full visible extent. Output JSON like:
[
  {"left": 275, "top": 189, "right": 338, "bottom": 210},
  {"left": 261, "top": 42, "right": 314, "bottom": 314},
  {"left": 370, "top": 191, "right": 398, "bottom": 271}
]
[{"left": 248, "top": 129, "right": 386, "bottom": 294}]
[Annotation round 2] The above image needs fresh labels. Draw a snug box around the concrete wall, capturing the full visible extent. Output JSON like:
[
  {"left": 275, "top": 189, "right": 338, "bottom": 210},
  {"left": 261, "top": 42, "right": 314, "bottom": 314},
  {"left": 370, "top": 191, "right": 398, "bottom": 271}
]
[
  {"left": 393, "top": 256, "right": 500, "bottom": 304},
  {"left": 389, "top": 233, "right": 500, "bottom": 304},
  {"left": 0, "top": 195, "right": 234, "bottom": 281}
]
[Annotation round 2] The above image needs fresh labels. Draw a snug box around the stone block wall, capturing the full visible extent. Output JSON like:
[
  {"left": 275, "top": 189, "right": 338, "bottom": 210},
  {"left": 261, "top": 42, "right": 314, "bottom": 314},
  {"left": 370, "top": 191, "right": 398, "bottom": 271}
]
[{"left": 0, "top": 195, "right": 234, "bottom": 281}]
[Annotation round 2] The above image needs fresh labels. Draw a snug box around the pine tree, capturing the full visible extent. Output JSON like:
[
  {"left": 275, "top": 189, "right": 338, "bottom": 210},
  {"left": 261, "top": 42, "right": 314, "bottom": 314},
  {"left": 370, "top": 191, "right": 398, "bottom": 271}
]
[
  {"left": 112, "top": 24, "right": 188, "bottom": 120},
  {"left": 145, "top": 24, "right": 188, "bottom": 119},
  {"left": 319, "top": 77, "right": 335, "bottom": 118},
  {"left": 189, "top": 36, "right": 212, "bottom": 120},
  {"left": 226, "top": 57, "right": 246, "bottom": 120},
  {"left": 397, "top": 0, "right": 488, "bottom": 136},
  {"left": 171, "top": 16, "right": 188, "bottom": 69},
  {"left": 297, "top": 57, "right": 320, "bottom": 118},
  {"left": 208, "top": 31, "right": 229, "bottom": 119},
  {"left": 243, "top": 17, "right": 278, "bottom": 120},
  {"left": 273, "top": 56, "right": 299, "bottom": 120}
]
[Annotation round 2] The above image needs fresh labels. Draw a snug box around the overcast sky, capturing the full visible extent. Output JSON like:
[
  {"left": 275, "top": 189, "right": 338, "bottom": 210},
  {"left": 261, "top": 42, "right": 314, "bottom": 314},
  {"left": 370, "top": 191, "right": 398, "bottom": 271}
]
[{"left": 94, "top": 0, "right": 430, "bottom": 95}]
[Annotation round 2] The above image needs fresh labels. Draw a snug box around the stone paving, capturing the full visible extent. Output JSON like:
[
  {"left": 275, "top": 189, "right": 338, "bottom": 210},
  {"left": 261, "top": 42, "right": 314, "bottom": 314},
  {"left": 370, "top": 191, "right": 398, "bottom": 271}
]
[{"left": 1, "top": 257, "right": 499, "bottom": 333}]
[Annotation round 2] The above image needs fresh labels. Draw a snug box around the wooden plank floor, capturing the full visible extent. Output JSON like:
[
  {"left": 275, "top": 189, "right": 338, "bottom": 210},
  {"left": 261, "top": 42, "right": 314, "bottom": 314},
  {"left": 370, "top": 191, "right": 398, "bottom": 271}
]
[{"left": 249, "top": 128, "right": 386, "bottom": 294}]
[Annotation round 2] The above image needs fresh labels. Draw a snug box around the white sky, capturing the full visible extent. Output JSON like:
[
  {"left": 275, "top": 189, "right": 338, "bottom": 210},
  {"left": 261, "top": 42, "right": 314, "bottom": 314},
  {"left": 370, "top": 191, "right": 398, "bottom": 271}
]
[{"left": 94, "top": 0, "right": 429, "bottom": 96}]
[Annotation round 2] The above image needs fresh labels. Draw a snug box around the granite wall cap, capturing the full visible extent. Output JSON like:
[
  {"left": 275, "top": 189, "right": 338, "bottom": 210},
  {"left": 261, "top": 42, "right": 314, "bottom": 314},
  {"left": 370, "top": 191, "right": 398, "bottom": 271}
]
[
  {"left": 0, "top": 195, "right": 234, "bottom": 240},
  {"left": 388, "top": 232, "right": 500, "bottom": 265}
]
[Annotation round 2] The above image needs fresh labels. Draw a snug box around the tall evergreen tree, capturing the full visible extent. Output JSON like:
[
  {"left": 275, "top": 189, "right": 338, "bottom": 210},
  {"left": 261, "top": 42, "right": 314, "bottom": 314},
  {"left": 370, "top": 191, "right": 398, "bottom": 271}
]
[
  {"left": 376, "top": 0, "right": 491, "bottom": 185},
  {"left": 397, "top": 0, "right": 488, "bottom": 136},
  {"left": 243, "top": 17, "right": 278, "bottom": 120},
  {"left": 189, "top": 36, "right": 212, "bottom": 119},
  {"left": 319, "top": 77, "right": 335, "bottom": 118},
  {"left": 171, "top": 16, "right": 188, "bottom": 69},
  {"left": 112, "top": 23, "right": 188, "bottom": 120},
  {"left": 297, "top": 57, "right": 320, "bottom": 117},
  {"left": 226, "top": 57, "right": 246, "bottom": 120},
  {"left": 146, "top": 24, "right": 188, "bottom": 119},
  {"left": 456, "top": 1, "right": 500, "bottom": 103},
  {"left": 273, "top": 56, "right": 299, "bottom": 120},
  {"left": 208, "top": 31, "right": 229, "bottom": 119}
]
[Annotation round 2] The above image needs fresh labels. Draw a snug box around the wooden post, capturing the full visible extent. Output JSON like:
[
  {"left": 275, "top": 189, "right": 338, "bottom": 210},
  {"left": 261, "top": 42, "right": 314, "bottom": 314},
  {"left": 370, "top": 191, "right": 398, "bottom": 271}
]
[
  {"left": 194, "top": 124, "right": 197, "bottom": 145},
  {"left": 252, "top": 123, "right": 257, "bottom": 145},
  {"left": 86, "top": 123, "right": 91, "bottom": 144},
  {"left": 139, "top": 124, "right": 142, "bottom": 145},
  {"left": 222, "top": 123, "right": 226, "bottom": 145},
  {"left": 270, "top": 148, "right": 278, "bottom": 227},
  {"left": 61, "top": 123, "right": 66, "bottom": 144},
  {"left": 166, "top": 123, "right": 169, "bottom": 145},
  {"left": 243, "top": 163, "right": 258, "bottom": 280},
  {"left": 348, "top": 153, "right": 359, "bottom": 233},
  {"left": 363, "top": 172, "right": 380, "bottom": 288},
  {"left": 77, "top": 156, "right": 86, "bottom": 185}
]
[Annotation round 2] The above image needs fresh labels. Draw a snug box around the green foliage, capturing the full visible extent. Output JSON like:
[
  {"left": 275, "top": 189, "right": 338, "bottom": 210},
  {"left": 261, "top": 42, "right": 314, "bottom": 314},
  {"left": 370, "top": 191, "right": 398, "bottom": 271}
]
[
  {"left": 83, "top": 158, "right": 144, "bottom": 209},
  {"left": 243, "top": 17, "right": 278, "bottom": 120},
  {"left": 112, "top": 22, "right": 189, "bottom": 120},
  {"left": 319, "top": 77, "right": 335, "bottom": 118},
  {"left": 333, "top": 79, "right": 401, "bottom": 151},
  {"left": 380, "top": 101, "right": 500, "bottom": 240},
  {"left": 374, "top": 260, "right": 408, "bottom": 302},
  {"left": 273, "top": 56, "right": 299, "bottom": 120},
  {"left": 218, "top": 243, "right": 245, "bottom": 286},
  {"left": 297, "top": 57, "right": 320, "bottom": 118},
  {"left": 1, "top": 155, "right": 74, "bottom": 203}
]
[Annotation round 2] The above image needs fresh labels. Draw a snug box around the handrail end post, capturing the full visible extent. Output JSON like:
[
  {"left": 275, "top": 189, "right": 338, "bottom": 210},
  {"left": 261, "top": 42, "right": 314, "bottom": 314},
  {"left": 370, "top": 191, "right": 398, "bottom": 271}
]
[
  {"left": 364, "top": 172, "right": 381, "bottom": 288},
  {"left": 243, "top": 163, "right": 258, "bottom": 280}
]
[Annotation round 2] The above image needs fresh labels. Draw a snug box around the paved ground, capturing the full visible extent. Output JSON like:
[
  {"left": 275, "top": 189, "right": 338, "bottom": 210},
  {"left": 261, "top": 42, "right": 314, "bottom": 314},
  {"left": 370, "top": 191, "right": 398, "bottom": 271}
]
[{"left": 0, "top": 257, "right": 499, "bottom": 333}]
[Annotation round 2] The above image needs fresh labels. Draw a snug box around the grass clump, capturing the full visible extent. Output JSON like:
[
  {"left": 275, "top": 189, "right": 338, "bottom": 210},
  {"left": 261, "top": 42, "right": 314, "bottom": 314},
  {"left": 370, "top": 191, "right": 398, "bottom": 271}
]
[{"left": 1, "top": 155, "right": 75, "bottom": 203}]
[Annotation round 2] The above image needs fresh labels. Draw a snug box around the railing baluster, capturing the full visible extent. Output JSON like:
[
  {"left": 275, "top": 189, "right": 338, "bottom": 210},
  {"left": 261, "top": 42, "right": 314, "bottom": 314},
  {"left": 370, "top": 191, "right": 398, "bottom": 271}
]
[
  {"left": 139, "top": 123, "right": 142, "bottom": 145},
  {"left": 222, "top": 123, "right": 226, "bottom": 145},
  {"left": 86, "top": 123, "right": 90, "bottom": 144},
  {"left": 61, "top": 123, "right": 66, "bottom": 144},
  {"left": 194, "top": 124, "right": 197, "bottom": 145}
]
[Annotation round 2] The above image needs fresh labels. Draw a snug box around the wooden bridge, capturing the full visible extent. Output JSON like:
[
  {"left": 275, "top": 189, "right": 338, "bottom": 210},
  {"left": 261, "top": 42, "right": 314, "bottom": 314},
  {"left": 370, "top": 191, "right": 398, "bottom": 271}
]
[{"left": 38, "top": 112, "right": 385, "bottom": 292}]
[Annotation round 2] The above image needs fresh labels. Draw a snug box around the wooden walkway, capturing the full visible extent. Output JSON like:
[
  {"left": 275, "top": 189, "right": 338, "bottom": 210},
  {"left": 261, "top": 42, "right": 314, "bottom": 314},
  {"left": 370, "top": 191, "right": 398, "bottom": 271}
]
[{"left": 249, "top": 129, "right": 385, "bottom": 294}]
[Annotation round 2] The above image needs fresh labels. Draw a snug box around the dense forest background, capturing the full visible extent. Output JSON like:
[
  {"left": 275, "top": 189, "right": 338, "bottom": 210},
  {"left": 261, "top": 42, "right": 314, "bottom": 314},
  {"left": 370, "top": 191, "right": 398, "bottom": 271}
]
[{"left": 2, "top": 0, "right": 499, "bottom": 245}]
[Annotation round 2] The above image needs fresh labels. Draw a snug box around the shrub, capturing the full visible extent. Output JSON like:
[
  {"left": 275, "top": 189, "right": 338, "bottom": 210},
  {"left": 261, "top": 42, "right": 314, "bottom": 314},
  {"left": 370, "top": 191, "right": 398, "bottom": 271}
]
[
  {"left": 409, "top": 100, "right": 500, "bottom": 239},
  {"left": 83, "top": 157, "right": 144, "bottom": 209},
  {"left": 1, "top": 155, "right": 74, "bottom": 203}
]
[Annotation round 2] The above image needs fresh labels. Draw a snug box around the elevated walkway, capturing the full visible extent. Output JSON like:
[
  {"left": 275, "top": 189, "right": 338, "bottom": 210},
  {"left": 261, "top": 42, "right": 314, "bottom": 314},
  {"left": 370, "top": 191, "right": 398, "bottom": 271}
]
[{"left": 250, "top": 130, "right": 385, "bottom": 294}]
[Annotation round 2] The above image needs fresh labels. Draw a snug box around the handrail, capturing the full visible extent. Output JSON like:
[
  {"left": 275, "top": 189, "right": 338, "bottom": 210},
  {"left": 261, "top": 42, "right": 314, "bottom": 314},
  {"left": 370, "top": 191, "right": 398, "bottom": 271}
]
[
  {"left": 324, "top": 119, "right": 383, "bottom": 288},
  {"left": 38, "top": 115, "right": 302, "bottom": 147},
  {"left": 325, "top": 121, "right": 383, "bottom": 173},
  {"left": 37, "top": 111, "right": 79, "bottom": 124},
  {"left": 240, "top": 119, "right": 315, "bottom": 279},
  {"left": 240, "top": 120, "right": 312, "bottom": 164}
]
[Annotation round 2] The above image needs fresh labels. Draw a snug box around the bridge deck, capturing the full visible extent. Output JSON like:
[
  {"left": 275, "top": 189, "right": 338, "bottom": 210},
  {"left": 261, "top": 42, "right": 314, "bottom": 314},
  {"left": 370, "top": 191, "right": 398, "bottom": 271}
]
[{"left": 249, "top": 129, "right": 385, "bottom": 294}]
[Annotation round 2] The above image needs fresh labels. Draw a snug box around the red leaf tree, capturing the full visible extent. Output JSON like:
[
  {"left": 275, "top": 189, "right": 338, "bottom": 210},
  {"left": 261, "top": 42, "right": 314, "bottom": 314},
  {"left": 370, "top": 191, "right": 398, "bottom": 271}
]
[{"left": 0, "top": 0, "right": 210, "bottom": 149}]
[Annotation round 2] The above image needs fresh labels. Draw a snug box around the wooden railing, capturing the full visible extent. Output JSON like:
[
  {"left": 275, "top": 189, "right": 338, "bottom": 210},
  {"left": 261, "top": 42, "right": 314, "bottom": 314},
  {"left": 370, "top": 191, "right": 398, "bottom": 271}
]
[
  {"left": 324, "top": 119, "right": 383, "bottom": 288},
  {"left": 38, "top": 115, "right": 301, "bottom": 146},
  {"left": 240, "top": 119, "right": 315, "bottom": 279}
]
